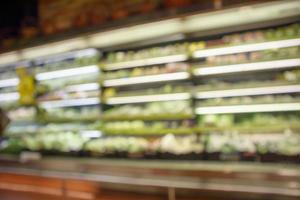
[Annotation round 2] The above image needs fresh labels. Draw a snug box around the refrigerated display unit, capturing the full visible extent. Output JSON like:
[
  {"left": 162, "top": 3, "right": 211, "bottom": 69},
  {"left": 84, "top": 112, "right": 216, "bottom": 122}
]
[{"left": 0, "top": 1, "right": 299, "bottom": 200}]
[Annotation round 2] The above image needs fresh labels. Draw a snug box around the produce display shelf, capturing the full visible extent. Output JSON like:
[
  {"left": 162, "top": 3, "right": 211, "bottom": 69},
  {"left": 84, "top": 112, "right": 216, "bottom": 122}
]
[
  {"left": 102, "top": 114, "right": 193, "bottom": 121},
  {"left": 105, "top": 92, "right": 191, "bottom": 104},
  {"left": 40, "top": 117, "right": 101, "bottom": 124},
  {"left": 195, "top": 102, "right": 300, "bottom": 115},
  {"left": 194, "top": 84, "right": 300, "bottom": 99},
  {"left": 34, "top": 48, "right": 99, "bottom": 65},
  {"left": 103, "top": 54, "right": 188, "bottom": 71},
  {"left": 102, "top": 72, "right": 190, "bottom": 87},
  {"left": 64, "top": 82, "right": 99, "bottom": 92},
  {"left": 0, "top": 78, "right": 19, "bottom": 88},
  {"left": 193, "top": 38, "right": 300, "bottom": 58},
  {"left": 103, "top": 128, "right": 193, "bottom": 136},
  {"left": 36, "top": 64, "right": 99, "bottom": 81},
  {"left": 39, "top": 97, "right": 100, "bottom": 108},
  {"left": 193, "top": 58, "right": 300, "bottom": 76},
  {"left": 195, "top": 124, "right": 300, "bottom": 134}
]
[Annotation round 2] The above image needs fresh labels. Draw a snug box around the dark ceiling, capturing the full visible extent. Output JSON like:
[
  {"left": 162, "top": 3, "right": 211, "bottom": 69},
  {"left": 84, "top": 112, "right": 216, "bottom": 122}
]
[{"left": 0, "top": 0, "right": 37, "bottom": 37}]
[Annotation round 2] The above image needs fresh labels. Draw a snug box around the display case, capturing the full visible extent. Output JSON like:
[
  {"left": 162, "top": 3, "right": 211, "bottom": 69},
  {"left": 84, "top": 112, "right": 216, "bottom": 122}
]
[
  {"left": 1, "top": 4, "right": 300, "bottom": 162},
  {"left": 0, "top": 1, "right": 300, "bottom": 199}
]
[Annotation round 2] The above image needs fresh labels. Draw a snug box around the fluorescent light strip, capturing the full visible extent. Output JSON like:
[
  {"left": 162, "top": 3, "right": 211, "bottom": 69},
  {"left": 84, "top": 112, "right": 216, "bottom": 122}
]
[
  {"left": 103, "top": 72, "right": 189, "bottom": 87},
  {"left": 65, "top": 83, "right": 99, "bottom": 92},
  {"left": 36, "top": 65, "right": 99, "bottom": 81},
  {"left": 0, "top": 78, "right": 19, "bottom": 88},
  {"left": 194, "top": 38, "right": 300, "bottom": 58},
  {"left": 194, "top": 59, "right": 300, "bottom": 76},
  {"left": 106, "top": 93, "right": 191, "bottom": 104},
  {"left": 195, "top": 84, "right": 300, "bottom": 99},
  {"left": 104, "top": 54, "right": 187, "bottom": 70},
  {"left": 195, "top": 103, "right": 300, "bottom": 115},
  {"left": 0, "top": 92, "right": 19, "bottom": 102},
  {"left": 40, "top": 97, "right": 100, "bottom": 108}
]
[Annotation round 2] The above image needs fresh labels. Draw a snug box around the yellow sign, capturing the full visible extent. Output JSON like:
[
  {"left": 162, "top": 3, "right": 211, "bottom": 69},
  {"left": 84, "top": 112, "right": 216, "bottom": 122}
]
[{"left": 16, "top": 67, "right": 36, "bottom": 105}]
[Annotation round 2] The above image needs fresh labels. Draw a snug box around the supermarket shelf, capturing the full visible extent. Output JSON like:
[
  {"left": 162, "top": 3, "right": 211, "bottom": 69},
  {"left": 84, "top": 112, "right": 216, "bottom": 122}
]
[
  {"left": 195, "top": 84, "right": 300, "bottom": 99},
  {"left": 105, "top": 93, "right": 191, "bottom": 105},
  {"left": 103, "top": 72, "right": 189, "bottom": 87},
  {"left": 0, "top": 92, "right": 19, "bottom": 102},
  {"left": 40, "top": 117, "right": 100, "bottom": 124},
  {"left": 103, "top": 54, "right": 188, "bottom": 70},
  {"left": 102, "top": 114, "right": 193, "bottom": 121},
  {"left": 36, "top": 65, "right": 99, "bottom": 81},
  {"left": 0, "top": 78, "right": 19, "bottom": 88},
  {"left": 40, "top": 97, "right": 100, "bottom": 108},
  {"left": 103, "top": 128, "right": 193, "bottom": 136},
  {"left": 195, "top": 102, "right": 300, "bottom": 115},
  {"left": 195, "top": 124, "right": 300, "bottom": 134},
  {"left": 193, "top": 38, "right": 300, "bottom": 58},
  {"left": 194, "top": 58, "right": 300, "bottom": 76},
  {"left": 64, "top": 83, "right": 99, "bottom": 92},
  {"left": 34, "top": 48, "right": 99, "bottom": 65}
]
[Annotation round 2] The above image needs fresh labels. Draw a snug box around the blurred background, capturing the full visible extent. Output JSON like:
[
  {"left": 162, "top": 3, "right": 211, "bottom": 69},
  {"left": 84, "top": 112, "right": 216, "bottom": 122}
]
[{"left": 0, "top": 0, "right": 299, "bottom": 200}]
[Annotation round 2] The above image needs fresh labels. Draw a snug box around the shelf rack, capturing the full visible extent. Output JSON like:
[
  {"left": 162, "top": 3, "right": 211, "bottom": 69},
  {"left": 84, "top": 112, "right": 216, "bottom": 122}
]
[
  {"left": 0, "top": 2, "right": 299, "bottom": 140},
  {"left": 194, "top": 84, "right": 300, "bottom": 99},
  {"left": 105, "top": 93, "right": 191, "bottom": 105},
  {"left": 195, "top": 102, "right": 300, "bottom": 115},
  {"left": 102, "top": 72, "right": 190, "bottom": 87},
  {"left": 39, "top": 97, "right": 101, "bottom": 109},
  {"left": 0, "top": 78, "right": 19, "bottom": 88},
  {"left": 36, "top": 65, "right": 99, "bottom": 81},
  {"left": 193, "top": 58, "right": 300, "bottom": 76},
  {"left": 103, "top": 54, "right": 188, "bottom": 71},
  {"left": 193, "top": 38, "right": 300, "bottom": 58}
]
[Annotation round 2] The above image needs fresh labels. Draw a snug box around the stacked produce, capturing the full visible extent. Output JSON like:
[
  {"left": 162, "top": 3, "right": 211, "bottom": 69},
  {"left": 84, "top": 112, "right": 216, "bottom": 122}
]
[
  {"left": 4, "top": 122, "right": 100, "bottom": 136},
  {"left": 189, "top": 23, "right": 300, "bottom": 52},
  {"left": 103, "top": 101, "right": 192, "bottom": 120},
  {"left": 39, "top": 107, "right": 100, "bottom": 123},
  {"left": 7, "top": 107, "right": 36, "bottom": 121},
  {"left": 85, "top": 134, "right": 204, "bottom": 158},
  {"left": 104, "top": 62, "right": 188, "bottom": 80},
  {"left": 102, "top": 120, "right": 193, "bottom": 135},
  {"left": 4, "top": 124, "right": 38, "bottom": 136},
  {"left": 0, "top": 133, "right": 205, "bottom": 159},
  {"left": 197, "top": 113, "right": 300, "bottom": 132},
  {"left": 195, "top": 69, "right": 300, "bottom": 92},
  {"left": 84, "top": 137, "right": 150, "bottom": 157},
  {"left": 38, "top": 89, "right": 99, "bottom": 101},
  {"left": 38, "top": 123, "right": 99, "bottom": 133},
  {"left": 105, "top": 43, "right": 187, "bottom": 64},
  {"left": 202, "top": 46, "right": 300, "bottom": 67},
  {"left": 22, "top": 132, "right": 89, "bottom": 153},
  {"left": 223, "top": 23, "right": 300, "bottom": 45},
  {"left": 1, "top": 131, "right": 298, "bottom": 163},
  {"left": 103, "top": 84, "right": 191, "bottom": 99},
  {"left": 40, "top": 73, "right": 99, "bottom": 92},
  {"left": 35, "top": 54, "right": 99, "bottom": 74},
  {"left": 206, "top": 132, "right": 300, "bottom": 162}
]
